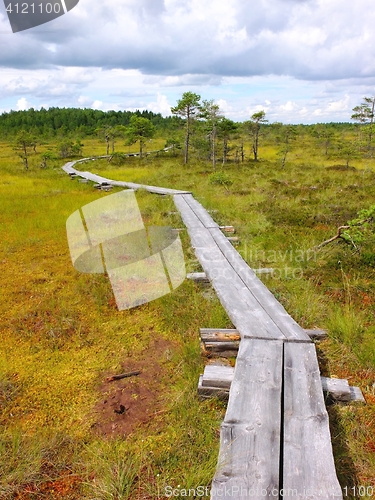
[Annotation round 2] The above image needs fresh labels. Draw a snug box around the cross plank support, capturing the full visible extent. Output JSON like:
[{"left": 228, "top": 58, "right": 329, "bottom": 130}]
[{"left": 198, "top": 363, "right": 365, "bottom": 404}]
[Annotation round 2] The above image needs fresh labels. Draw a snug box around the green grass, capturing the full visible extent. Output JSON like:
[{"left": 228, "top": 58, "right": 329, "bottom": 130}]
[{"left": 1, "top": 135, "right": 375, "bottom": 497}]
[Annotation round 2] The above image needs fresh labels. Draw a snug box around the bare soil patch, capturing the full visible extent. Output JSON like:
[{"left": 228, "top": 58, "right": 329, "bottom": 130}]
[{"left": 92, "top": 337, "right": 175, "bottom": 438}]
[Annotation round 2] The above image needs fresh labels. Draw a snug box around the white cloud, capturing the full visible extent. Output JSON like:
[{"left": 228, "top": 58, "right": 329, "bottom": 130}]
[
  {"left": 92, "top": 100, "right": 103, "bottom": 110},
  {"left": 2, "top": 0, "right": 374, "bottom": 82},
  {"left": 147, "top": 93, "right": 172, "bottom": 116},
  {"left": 216, "top": 99, "right": 232, "bottom": 114},
  {"left": 16, "top": 97, "right": 31, "bottom": 110},
  {"left": 326, "top": 94, "right": 350, "bottom": 113},
  {"left": 248, "top": 104, "right": 269, "bottom": 115},
  {"left": 78, "top": 95, "right": 91, "bottom": 106},
  {"left": 280, "top": 101, "right": 298, "bottom": 112},
  {"left": 1, "top": 0, "right": 375, "bottom": 123}
]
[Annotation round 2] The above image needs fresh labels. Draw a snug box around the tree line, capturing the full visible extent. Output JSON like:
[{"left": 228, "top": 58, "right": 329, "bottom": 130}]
[
  {"left": 0, "top": 107, "right": 180, "bottom": 138},
  {"left": 4, "top": 92, "right": 375, "bottom": 170}
]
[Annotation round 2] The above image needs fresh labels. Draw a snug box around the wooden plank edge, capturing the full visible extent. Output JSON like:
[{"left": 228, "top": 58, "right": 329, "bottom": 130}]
[
  {"left": 186, "top": 272, "right": 210, "bottom": 283},
  {"left": 226, "top": 236, "right": 240, "bottom": 244},
  {"left": 304, "top": 328, "right": 328, "bottom": 340},
  {"left": 350, "top": 386, "right": 366, "bottom": 403},
  {"left": 197, "top": 375, "right": 229, "bottom": 401},
  {"left": 321, "top": 376, "right": 351, "bottom": 402},
  {"left": 200, "top": 327, "right": 319, "bottom": 343},
  {"left": 254, "top": 268, "right": 275, "bottom": 275},
  {"left": 219, "top": 225, "right": 235, "bottom": 233},
  {"left": 200, "top": 328, "right": 239, "bottom": 338}
]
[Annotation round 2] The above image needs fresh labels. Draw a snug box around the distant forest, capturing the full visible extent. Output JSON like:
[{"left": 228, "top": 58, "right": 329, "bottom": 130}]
[
  {"left": 0, "top": 106, "right": 355, "bottom": 139},
  {"left": 0, "top": 107, "right": 182, "bottom": 137}
]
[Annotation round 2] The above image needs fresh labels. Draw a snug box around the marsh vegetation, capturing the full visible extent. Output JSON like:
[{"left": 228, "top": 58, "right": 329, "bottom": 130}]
[{"left": 1, "top": 104, "right": 375, "bottom": 498}]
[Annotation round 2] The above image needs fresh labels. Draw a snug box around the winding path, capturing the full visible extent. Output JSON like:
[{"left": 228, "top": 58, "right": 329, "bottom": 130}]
[{"left": 63, "top": 157, "right": 343, "bottom": 500}]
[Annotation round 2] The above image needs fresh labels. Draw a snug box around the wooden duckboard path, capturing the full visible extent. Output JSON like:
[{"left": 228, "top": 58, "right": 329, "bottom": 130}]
[
  {"left": 63, "top": 161, "right": 343, "bottom": 499},
  {"left": 174, "top": 194, "right": 310, "bottom": 343},
  {"left": 62, "top": 158, "right": 191, "bottom": 195},
  {"left": 173, "top": 193, "right": 342, "bottom": 499}
]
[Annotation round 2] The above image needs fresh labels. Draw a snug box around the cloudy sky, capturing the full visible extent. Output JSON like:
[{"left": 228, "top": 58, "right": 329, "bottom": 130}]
[{"left": 0, "top": 0, "right": 374, "bottom": 123}]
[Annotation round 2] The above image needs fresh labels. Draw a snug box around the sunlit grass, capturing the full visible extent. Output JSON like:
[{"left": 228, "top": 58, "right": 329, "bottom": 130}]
[{"left": 1, "top": 134, "right": 375, "bottom": 496}]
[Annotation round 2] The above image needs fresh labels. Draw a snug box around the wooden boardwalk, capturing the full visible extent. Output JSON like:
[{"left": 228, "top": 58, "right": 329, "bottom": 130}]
[
  {"left": 174, "top": 193, "right": 343, "bottom": 499},
  {"left": 62, "top": 153, "right": 190, "bottom": 196},
  {"left": 63, "top": 160, "right": 346, "bottom": 499}
]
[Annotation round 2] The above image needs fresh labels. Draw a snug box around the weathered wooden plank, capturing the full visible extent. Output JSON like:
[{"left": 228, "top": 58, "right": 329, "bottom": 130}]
[
  {"left": 188, "top": 227, "right": 219, "bottom": 251},
  {"left": 201, "top": 364, "right": 358, "bottom": 404},
  {"left": 213, "top": 424, "right": 281, "bottom": 498},
  {"left": 212, "top": 338, "right": 283, "bottom": 499},
  {"left": 61, "top": 162, "right": 77, "bottom": 173},
  {"left": 219, "top": 225, "right": 235, "bottom": 233},
  {"left": 173, "top": 195, "right": 206, "bottom": 229},
  {"left": 350, "top": 386, "right": 366, "bottom": 403},
  {"left": 210, "top": 272, "right": 284, "bottom": 340},
  {"left": 321, "top": 376, "right": 351, "bottom": 402},
  {"left": 111, "top": 180, "right": 190, "bottom": 195},
  {"left": 197, "top": 375, "right": 229, "bottom": 401},
  {"left": 186, "top": 272, "right": 209, "bottom": 282},
  {"left": 200, "top": 328, "right": 324, "bottom": 341},
  {"left": 179, "top": 224, "right": 285, "bottom": 340},
  {"left": 304, "top": 328, "right": 328, "bottom": 340},
  {"left": 200, "top": 329, "right": 240, "bottom": 356},
  {"left": 199, "top": 328, "right": 240, "bottom": 342},
  {"left": 78, "top": 171, "right": 111, "bottom": 184},
  {"left": 62, "top": 161, "right": 190, "bottom": 195},
  {"left": 201, "top": 365, "right": 234, "bottom": 389},
  {"left": 196, "top": 243, "right": 286, "bottom": 340},
  {"left": 283, "top": 343, "right": 343, "bottom": 499},
  {"left": 254, "top": 267, "right": 275, "bottom": 275},
  {"left": 226, "top": 236, "right": 240, "bottom": 243},
  {"left": 181, "top": 194, "right": 219, "bottom": 228},
  {"left": 202, "top": 341, "right": 239, "bottom": 357},
  {"left": 208, "top": 227, "right": 310, "bottom": 343},
  {"left": 203, "top": 253, "right": 285, "bottom": 340}
]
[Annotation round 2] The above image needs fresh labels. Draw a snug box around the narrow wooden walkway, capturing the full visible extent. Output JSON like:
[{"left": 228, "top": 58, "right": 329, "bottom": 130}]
[
  {"left": 62, "top": 152, "right": 190, "bottom": 195},
  {"left": 63, "top": 159, "right": 344, "bottom": 499},
  {"left": 174, "top": 193, "right": 342, "bottom": 499}
]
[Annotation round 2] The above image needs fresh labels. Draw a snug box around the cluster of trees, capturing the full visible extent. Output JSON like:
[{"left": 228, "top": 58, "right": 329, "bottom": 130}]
[
  {"left": 95, "top": 116, "right": 156, "bottom": 158},
  {"left": 12, "top": 130, "right": 84, "bottom": 170},
  {"left": 171, "top": 91, "right": 267, "bottom": 168},
  {"left": 170, "top": 92, "right": 370, "bottom": 169},
  {"left": 11, "top": 114, "right": 158, "bottom": 169},
  {"left": 4, "top": 92, "right": 375, "bottom": 170}
]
